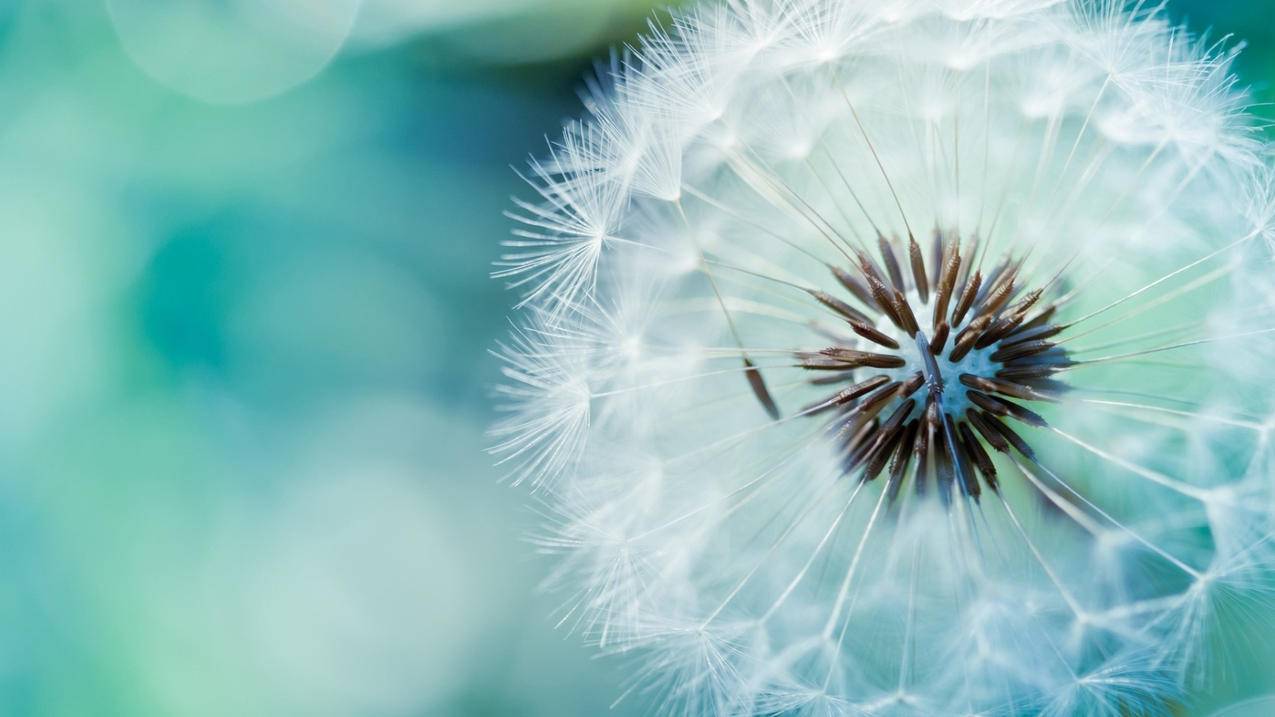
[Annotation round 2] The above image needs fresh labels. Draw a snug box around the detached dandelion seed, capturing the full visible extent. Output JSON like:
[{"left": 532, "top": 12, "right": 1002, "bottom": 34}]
[{"left": 493, "top": 0, "right": 1275, "bottom": 713}]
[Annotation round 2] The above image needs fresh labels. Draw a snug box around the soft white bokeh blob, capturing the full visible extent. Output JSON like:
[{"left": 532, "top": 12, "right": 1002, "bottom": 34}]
[{"left": 107, "top": 0, "right": 359, "bottom": 104}]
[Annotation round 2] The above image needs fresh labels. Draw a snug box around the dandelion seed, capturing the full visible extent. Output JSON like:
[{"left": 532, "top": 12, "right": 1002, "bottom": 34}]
[{"left": 494, "top": 0, "right": 1275, "bottom": 713}]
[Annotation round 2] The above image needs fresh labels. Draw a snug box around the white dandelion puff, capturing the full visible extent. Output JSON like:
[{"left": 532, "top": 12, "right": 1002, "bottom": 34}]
[
  {"left": 494, "top": 0, "right": 1275, "bottom": 713},
  {"left": 496, "top": 139, "right": 627, "bottom": 312},
  {"left": 489, "top": 316, "right": 593, "bottom": 488}
]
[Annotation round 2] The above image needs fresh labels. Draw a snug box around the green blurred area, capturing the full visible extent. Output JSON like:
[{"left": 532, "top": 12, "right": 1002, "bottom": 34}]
[
  {"left": 0, "top": 1, "right": 663, "bottom": 714},
  {"left": 0, "top": 1, "right": 1270, "bottom": 715}
]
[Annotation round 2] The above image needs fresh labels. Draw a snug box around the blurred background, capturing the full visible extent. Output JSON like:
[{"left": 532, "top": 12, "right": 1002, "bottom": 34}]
[{"left": 0, "top": 1, "right": 1270, "bottom": 715}]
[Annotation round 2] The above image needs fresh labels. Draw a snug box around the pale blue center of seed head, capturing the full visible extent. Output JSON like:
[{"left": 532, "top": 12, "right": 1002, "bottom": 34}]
[{"left": 875, "top": 287, "right": 998, "bottom": 418}]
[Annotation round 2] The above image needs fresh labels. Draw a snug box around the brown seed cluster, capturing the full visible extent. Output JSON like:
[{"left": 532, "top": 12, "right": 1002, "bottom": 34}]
[{"left": 796, "top": 231, "right": 1073, "bottom": 503}]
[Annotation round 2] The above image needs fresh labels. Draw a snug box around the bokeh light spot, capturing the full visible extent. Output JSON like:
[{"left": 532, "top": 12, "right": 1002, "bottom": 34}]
[{"left": 107, "top": 0, "right": 359, "bottom": 105}]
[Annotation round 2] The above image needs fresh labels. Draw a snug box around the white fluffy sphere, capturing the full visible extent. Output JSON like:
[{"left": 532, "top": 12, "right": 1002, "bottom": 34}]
[{"left": 494, "top": 1, "right": 1275, "bottom": 713}]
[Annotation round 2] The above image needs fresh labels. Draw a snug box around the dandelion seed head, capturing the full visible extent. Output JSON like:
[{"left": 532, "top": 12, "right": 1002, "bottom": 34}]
[{"left": 494, "top": 0, "right": 1275, "bottom": 712}]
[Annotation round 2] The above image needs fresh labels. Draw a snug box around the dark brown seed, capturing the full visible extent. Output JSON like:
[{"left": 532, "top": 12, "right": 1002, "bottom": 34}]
[
  {"left": 974, "top": 312, "right": 1026, "bottom": 349},
  {"left": 893, "top": 289, "right": 920, "bottom": 335},
  {"left": 933, "top": 428, "right": 953, "bottom": 483},
  {"left": 966, "top": 390, "right": 1009, "bottom": 415},
  {"left": 991, "top": 339, "right": 1056, "bottom": 363},
  {"left": 951, "top": 270, "right": 982, "bottom": 327},
  {"left": 886, "top": 410, "right": 918, "bottom": 445},
  {"left": 898, "top": 370, "right": 925, "bottom": 398},
  {"left": 996, "top": 364, "right": 1066, "bottom": 381},
  {"left": 863, "top": 428, "right": 902, "bottom": 481},
  {"left": 878, "top": 234, "right": 906, "bottom": 291},
  {"left": 948, "top": 316, "right": 993, "bottom": 362},
  {"left": 975, "top": 275, "right": 1017, "bottom": 320},
  {"left": 929, "top": 413, "right": 960, "bottom": 499},
  {"left": 976, "top": 410, "right": 1036, "bottom": 460},
  {"left": 798, "top": 355, "right": 855, "bottom": 371},
  {"left": 862, "top": 399, "right": 915, "bottom": 480},
  {"left": 960, "top": 315, "right": 993, "bottom": 339},
  {"left": 849, "top": 319, "right": 900, "bottom": 349},
  {"left": 802, "top": 375, "right": 890, "bottom": 416},
  {"left": 828, "top": 375, "right": 892, "bottom": 407},
  {"left": 1002, "top": 321, "right": 1064, "bottom": 346},
  {"left": 862, "top": 428, "right": 900, "bottom": 481},
  {"left": 1023, "top": 377, "right": 1070, "bottom": 396},
  {"left": 914, "top": 422, "right": 931, "bottom": 495},
  {"left": 940, "top": 413, "right": 978, "bottom": 499},
  {"left": 744, "top": 358, "right": 781, "bottom": 420},
  {"left": 840, "top": 381, "right": 903, "bottom": 426},
  {"left": 958, "top": 373, "right": 1051, "bottom": 402},
  {"left": 830, "top": 265, "right": 875, "bottom": 307},
  {"left": 863, "top": 269, "right": 905, "bottom": 329},
  {"left": 841, "top": 419, "right": 880, "bottom": 474},
  {"left": 854, "top": 249, "right": 888, "bottom": 286},
  {"left": 958, "top": 373, "right": 1000, "bottom": 393},
  {"left": 925, "top": 397, "right": 941, "bottom": 432},
  {"left": 933, "top": 244, "right": 962, "bottom": 331},
  {"left": 976, "top": 258, "right": 1015, "bottom": 305},
  {"left": 930, "top": 229, "right": 945, "bottom": 287},
  {"left": 887, "top": 420, "right": 919, "bottom": 502},
  {"left": 959, "top": 421, "right": 998, "bottom": 492},
  {"left": 809, "top": 289, "right": 872, "bottom": 324},
  {"left": 915, "top": 398, "right": 941, "bottom": 494},
  {"left": 817, "top": 347, "right": 907, "bottom": 369},
  {"left": 844, "top": 417, "right": 880, "bottom": 455},
  {"left": 1002, "top": 400, "right": 1049, "bottom": 428},
  {"left": 846, "top": 408, "right": 887, "bottom": 464},
  {"left": 966, "top": 390, "right": 1048, "bottom": 428},
  {"left": 979, "top": 310, "right": 1030, "bottom": 344},
  {"left": 956, "top": 236, "right": 980, "bottom": 291},
  {"left": 930, "top": 322, "right": 950, "bottom": 355},
  {"left": 948, "top": 332, "right": 978, "bottom": 363},
  {"left": 968, "top": 410, "right": 1010, "bottom": 453},
  {"left": 909, "top": 237, "right": 930, "bottom": 303},
  {"left": 1007, "top": 288, "right": 1044, "bottom": 316},
  {"left": 1011, "top": 304, "right": 1059, "bottom": 335},
  {"left": 800, "top": 347, "right": 902, "bottom": 367}
]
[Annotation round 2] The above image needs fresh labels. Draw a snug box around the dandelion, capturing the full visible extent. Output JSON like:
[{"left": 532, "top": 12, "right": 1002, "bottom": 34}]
[{"left": 493, "top": 0, "right": 1275, "bottom": 713}]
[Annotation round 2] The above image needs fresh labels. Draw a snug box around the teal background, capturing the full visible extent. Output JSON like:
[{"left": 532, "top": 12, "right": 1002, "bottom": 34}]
[{"left": 0, "top": 1, "right": 1269, "bottom": 715}]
